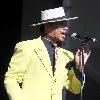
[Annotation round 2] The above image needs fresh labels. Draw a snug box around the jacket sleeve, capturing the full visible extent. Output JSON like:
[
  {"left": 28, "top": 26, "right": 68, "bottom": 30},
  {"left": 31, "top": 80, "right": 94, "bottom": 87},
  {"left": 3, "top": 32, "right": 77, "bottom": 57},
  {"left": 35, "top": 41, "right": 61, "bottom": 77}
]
[
  {"left": 63, "top": 49, "right": 85, "bottom": 94},
  {"left": 64, "top": 67, "right": 85, "bottom": 94},
  {"left": 4, "top": 42, "right": 30, "bottom": 100}
]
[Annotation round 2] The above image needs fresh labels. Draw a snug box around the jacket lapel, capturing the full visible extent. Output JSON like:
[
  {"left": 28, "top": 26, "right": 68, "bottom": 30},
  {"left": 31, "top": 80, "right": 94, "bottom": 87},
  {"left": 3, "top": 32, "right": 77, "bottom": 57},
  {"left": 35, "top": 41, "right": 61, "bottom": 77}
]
[
  {"left": 34, "top": 38, "right": 53, "bottom": 78},
  {"left": 54, "top": 48, "right": 74, "bottom": 78}
]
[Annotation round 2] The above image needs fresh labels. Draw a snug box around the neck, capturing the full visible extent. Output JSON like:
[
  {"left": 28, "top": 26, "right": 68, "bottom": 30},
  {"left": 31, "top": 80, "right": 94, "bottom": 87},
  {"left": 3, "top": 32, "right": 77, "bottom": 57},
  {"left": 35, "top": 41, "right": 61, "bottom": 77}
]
[{"left": 43, "top": 34, "right": 62, "bottom": 47}]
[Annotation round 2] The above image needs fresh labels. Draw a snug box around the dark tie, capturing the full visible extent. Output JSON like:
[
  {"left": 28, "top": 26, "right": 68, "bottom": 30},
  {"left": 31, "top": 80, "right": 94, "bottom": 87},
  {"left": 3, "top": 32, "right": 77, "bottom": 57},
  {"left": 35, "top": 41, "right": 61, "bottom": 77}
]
[
  {"left": 43, "top": 36, "right": 58, "bottom": 76},
  {"left": 53, "top": 46, "right": 58, "bottom": 76}
]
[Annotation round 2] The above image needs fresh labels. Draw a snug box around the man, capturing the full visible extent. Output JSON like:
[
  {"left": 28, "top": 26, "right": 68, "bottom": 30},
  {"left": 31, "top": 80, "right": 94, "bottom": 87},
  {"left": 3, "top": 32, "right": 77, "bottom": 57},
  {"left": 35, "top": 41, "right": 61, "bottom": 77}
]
[{"left": 4, "top": 7, "right": 91, "bottom": 100}]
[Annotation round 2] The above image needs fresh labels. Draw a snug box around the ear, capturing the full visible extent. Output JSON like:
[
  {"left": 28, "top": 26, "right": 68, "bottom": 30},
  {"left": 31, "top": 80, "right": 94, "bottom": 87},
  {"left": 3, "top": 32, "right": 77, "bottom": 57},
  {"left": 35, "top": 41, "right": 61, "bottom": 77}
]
[
  {"left": 44, "top": 23, "right": 52, "bottom": 28},
  {"left": 43, "top": 23, "right": 52, "bottom": 33},
  {"left": 44, "top": 23, "right": 53, "bottom": 32}
]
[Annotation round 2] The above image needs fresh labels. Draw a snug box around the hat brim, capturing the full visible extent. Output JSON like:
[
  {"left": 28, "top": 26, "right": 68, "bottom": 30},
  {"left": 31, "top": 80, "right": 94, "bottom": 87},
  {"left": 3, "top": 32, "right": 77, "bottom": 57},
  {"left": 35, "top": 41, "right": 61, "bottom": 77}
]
[{"left": 30, "top": 16, "right": 78, "bottom": 27}]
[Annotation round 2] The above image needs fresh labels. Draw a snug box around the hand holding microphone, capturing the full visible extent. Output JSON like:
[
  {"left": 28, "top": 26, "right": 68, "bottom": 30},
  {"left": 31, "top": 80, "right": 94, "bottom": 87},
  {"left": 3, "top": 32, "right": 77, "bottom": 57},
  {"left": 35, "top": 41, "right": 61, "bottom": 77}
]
[{"left": 67, "top": 32, "right": 95, "bottom": 69}]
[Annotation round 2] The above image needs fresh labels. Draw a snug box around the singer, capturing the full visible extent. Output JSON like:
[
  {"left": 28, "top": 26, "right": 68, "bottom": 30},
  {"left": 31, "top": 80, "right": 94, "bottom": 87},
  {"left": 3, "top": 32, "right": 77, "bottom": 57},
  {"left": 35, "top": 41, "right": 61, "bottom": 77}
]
[{"left": 4, "top": 7, "right": 91, "bottom": 100}]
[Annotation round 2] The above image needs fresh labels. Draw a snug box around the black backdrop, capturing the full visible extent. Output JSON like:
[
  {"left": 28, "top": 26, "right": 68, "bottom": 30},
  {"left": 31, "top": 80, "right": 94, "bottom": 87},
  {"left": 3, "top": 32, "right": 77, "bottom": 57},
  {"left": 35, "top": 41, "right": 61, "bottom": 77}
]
[
  {"left": 0, "top": 0, "right": 100, "bottom": 100},
  {"left": 0, "top": 0, "right": 23, "bottom": 99}
]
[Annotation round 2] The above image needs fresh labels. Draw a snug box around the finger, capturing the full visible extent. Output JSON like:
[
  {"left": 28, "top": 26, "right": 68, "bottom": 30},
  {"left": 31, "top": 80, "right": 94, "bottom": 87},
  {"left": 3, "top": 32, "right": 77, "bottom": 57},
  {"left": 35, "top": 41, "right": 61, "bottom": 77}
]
[
  {"left": 84, "top": 49, "right": 91, "bottom": 56},
  {"left": 87, "top": 50, "right": 91, "bottom": 57},
  {"left": 76, "top": 49, "right": 81, "bottom": 56}
]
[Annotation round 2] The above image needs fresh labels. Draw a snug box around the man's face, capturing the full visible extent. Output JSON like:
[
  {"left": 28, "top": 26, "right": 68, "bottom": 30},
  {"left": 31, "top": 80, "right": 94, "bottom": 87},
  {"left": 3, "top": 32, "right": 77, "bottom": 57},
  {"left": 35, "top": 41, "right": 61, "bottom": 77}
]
[{"left": 48, "top": 21, "right": 68, "bottom": 42}]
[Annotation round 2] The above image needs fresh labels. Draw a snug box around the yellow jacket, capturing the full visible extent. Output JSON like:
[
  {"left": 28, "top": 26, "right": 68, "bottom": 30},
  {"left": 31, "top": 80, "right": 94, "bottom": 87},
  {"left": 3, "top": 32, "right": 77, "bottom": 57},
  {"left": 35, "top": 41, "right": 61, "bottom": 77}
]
[{"left": 4, "top": 37, "right": 81, "bottom": 100}]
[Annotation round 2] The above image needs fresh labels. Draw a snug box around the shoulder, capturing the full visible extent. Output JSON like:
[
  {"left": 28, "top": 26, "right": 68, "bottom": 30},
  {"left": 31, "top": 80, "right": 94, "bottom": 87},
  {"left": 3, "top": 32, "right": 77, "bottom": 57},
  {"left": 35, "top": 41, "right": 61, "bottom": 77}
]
[
  {"left": 60, "top": 47, "right": 74, "bottom": 60},
  {"left": 13, "top": 37, "right": 42, "bottom": 56},
  {"left": 15, "top": 37, "right": 42, "bottom": 49}
]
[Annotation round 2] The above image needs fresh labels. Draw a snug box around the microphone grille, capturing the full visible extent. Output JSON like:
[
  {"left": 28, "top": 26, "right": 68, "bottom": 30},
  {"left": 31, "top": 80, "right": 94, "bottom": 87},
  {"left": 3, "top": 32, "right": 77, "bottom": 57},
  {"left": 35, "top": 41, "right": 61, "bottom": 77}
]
[{"left": 71, "top": 33, "right": 77, "bottom": 37}]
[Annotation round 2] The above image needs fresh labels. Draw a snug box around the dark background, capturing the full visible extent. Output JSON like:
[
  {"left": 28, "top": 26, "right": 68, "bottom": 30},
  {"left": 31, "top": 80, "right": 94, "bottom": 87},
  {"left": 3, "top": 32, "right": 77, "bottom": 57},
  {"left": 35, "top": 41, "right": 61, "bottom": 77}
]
[{"left": 0, "top": 0, "right": 100, "bottom": 100}]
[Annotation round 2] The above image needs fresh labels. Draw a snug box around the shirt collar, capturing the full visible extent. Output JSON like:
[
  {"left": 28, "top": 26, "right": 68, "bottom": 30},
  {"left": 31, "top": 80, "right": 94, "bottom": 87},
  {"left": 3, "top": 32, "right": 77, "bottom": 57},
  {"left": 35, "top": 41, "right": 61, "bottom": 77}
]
[{"left": 42, "top": 35, "right": 61, "bottom": 47}]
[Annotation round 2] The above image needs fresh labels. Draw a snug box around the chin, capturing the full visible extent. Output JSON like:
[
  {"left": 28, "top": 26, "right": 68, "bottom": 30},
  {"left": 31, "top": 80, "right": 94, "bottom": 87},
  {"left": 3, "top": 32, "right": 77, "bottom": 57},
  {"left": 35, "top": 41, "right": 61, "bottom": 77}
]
[
  {"left": 56, "top": 37, "right": 65, "bottom": 42},
  {"left": 59, "top": 39, "right": 64, "bottom": 42},
  {"left": 61, "top": 37, "right": 65, "bottom": 41}
]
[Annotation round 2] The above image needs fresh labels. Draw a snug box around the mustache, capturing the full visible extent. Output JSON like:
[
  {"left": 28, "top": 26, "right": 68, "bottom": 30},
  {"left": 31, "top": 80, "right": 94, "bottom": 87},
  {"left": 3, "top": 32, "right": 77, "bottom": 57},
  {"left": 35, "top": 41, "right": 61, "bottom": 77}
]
[{"left": 60, "top": 32, "right": 66, "bottom": 35}]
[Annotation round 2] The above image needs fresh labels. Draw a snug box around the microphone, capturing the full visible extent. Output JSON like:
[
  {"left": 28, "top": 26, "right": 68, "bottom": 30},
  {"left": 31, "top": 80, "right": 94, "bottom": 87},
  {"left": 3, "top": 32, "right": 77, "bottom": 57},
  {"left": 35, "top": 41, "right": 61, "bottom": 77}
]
[{"left": 70, "top": 33, "right": 97, "bottom": 43}]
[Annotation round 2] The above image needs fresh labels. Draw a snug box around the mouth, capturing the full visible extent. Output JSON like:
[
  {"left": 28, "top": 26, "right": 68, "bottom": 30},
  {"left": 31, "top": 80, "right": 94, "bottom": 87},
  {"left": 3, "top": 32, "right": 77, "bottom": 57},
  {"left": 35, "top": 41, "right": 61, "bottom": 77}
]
[
  {"left": 61, "top": 32, "right": 66, "bottom": 35},
  {"left": 61, "top": 32, "right": 66, "bottom": 37},
  {"left": 60, "top": 32, "right": 66, "bottom": 39}
]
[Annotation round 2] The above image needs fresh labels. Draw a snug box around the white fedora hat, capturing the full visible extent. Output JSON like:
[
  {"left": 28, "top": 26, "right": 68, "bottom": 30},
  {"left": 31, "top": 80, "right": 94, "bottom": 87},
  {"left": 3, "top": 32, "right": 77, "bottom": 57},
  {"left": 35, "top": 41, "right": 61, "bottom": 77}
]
[{"left": 31, "top": 7, "right": 78, "bottom": 26}]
